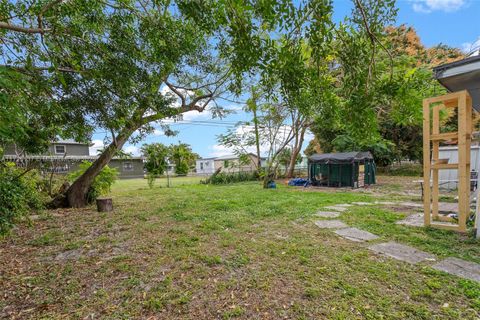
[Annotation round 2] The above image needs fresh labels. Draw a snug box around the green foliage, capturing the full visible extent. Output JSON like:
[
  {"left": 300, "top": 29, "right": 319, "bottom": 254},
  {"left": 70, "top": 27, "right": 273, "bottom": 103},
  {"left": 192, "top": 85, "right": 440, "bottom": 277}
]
[
  {"left": 332, "top": 134, "right": 395, "bottom": 166},
  {"left": 169, "top": 143, "right": 198, "bottom": 175},
  {"left": 203, "top": 171, "right": 259, "bottom": 185},
  {"left": 142, "top": 142, "right": 197, "bottom": 177},
  {"left": 142, "top": 143, "right": 169, "bottom": 176},
  {"left": 377, "top": 163, "right": 423, "bottom": 176},
  {"left": 0, "top": 67, "right": 62, "bottom": 155},
  {"left": 0, "top": 163, "right": 43, "bottom": 235},
  {"left": 67, "top": 161, "right": 118, "bottom": 204},
  {"left": 310, "top": 3, "right": 447, "bottom": 164}
]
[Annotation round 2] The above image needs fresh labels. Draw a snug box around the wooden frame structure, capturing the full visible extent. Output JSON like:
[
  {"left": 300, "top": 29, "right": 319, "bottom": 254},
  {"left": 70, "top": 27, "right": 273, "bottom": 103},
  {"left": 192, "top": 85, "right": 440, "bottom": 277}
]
[{"left": 423, "top": 90, "right": 473, "bottom": 232}]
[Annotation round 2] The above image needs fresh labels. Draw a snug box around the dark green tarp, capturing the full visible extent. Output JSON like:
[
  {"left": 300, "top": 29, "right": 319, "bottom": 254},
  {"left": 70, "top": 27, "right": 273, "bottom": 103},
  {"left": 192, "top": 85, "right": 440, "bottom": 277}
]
[{"left": 308, "top": 152, "right": 376, "bottom": 188}]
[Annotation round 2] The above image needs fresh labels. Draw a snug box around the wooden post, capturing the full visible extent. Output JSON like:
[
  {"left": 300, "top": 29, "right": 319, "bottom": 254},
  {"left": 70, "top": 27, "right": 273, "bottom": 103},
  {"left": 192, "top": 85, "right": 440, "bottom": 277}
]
[
  {"left": 457, "top": 92, "right": 468, "bottom": 233},
  {"left": 432, "top": 105, "right": 440, "bottom": 219},
  {"left": 96, "top": 198, "right": 113, "bottom": 212},
  {"left": 423, "top": 99, "right": 431, "bottom": 227}
]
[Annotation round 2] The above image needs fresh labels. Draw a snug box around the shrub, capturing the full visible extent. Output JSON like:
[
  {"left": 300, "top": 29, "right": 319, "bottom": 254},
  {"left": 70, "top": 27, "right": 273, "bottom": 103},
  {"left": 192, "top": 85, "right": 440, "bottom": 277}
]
[
  {"left": 67, "top": 161, "right": 118, "bottom": 203},
  {"left": 0, "top": 163, "right": 43, "bottom": 235},
  {"left": 203, "top": 171, "right": 259, "bottom": 185},
  {"left": 377, "top": 163, "right": 422, "bottom": 176}
]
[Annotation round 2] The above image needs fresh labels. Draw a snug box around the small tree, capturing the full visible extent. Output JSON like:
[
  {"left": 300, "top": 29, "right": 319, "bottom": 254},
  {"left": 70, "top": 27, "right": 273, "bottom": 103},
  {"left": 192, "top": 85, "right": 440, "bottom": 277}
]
[
  {"left": 141, "top": 143, "right": 169, "bottom": 188},
  {"left": 169, "top": 143, "right": 198, "bottom": 175},
  {"left": 218, "top": 101, "right": 295, "bottom": 188}
]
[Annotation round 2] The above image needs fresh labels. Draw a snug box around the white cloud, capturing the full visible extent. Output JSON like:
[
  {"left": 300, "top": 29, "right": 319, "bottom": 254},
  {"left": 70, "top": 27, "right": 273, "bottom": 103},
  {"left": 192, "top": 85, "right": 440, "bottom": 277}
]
[
  {"left": 462, "top": 36, "right": 480, "bottom": 55},
  {"left": 411, "top": 0, "right": 466, "bottom": 13},
  {"left": 304, "top": 130, "right": 314, "bottom": 143},
  {"left": 208, "top": 144, "right": 234, "bottom": 157},
  {"left": 123, "top": 145, "right": 141, "bottom": 156},
  {"left": 182, "top": 109, "right": 213, "bottom": 121},
  {"left": 153, "top": 129, "right": 164, "bottom": 136},
  {"left": 89, "top": 139, "right": 105, "bottom": 156}
]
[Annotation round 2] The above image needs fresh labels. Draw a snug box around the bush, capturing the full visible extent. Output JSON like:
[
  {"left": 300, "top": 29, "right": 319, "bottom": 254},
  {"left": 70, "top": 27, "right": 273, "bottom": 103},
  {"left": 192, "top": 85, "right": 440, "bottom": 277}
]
[
  {"left": 377, "top": 163, "right": 422, "bottom": 176},
  {"left": 67, "top": 161, "right": 118, "bottom": 204},
  {"left": 0, "top": 163, "right": 43, "bottom": 235},
  {"left": 203, "top": 171, "right": 259, "bottom": 185}
]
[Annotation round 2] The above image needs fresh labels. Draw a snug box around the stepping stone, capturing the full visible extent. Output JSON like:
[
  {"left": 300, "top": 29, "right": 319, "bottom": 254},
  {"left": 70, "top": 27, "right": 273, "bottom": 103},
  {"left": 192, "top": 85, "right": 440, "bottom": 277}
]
[
  {"left": 55, "top": 249, "right": 83, "bottom": 261},
  {"left": 432, "top": 257, "right": 480, "bottom": 283},
  {"left": 368, "top": 242, "right": 436, "bottom": 264},
  {"left": 374, "top": 201, "right": 397, "bottom": 205},
  {"left": 399, "top": 202, "right": 423, "bottom": 208},
  {"left": 334, "top": 227, "right": 379, "bottom": 242},
  {"left": 396, "top": 213, "right": 424, "bottom": 227},
  {"left": 314, "top": 220, "right": 348, "bottom": 229},
  {"left": 439, "top": 202, "right": 458, "bottom": 213},
  {"left": 335, "top": 203, "right": 353, "bottom": 207},
  {"left": 315, "top": 211, "right": 341, "bottom": 218},
  {"left": 324, "top": 206, "right": 348, "bottom": 212},
  {"left": 352, "top": 202, "right": 374, "bottom": 206}
]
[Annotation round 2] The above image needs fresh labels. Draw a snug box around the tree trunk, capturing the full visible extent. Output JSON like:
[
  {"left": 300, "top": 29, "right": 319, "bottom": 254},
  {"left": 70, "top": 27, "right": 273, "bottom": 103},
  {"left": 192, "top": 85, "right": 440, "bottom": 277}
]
[
  {"left": 249, "top": 90, "right": 262, "bottom": 172},
  {"left": 51, "top": 126, "right": 134, "bottom": 208},
  {"left": 96, "top": 198, "right": 113, "bottom": 212},
  {"left": 286, "top": 126, "right": 307, "bottom": 178}
]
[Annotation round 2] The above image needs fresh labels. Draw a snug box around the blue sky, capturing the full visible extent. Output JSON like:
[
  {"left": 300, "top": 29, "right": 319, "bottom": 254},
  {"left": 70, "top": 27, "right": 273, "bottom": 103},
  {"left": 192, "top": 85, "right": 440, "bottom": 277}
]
[{"left": 90, "top": 0, "right": 480, "bottom": 158}]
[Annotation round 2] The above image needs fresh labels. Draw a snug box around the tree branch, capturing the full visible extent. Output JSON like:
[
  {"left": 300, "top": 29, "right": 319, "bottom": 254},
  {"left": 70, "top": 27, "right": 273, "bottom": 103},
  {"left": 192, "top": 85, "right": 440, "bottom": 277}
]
[{"left": 0, "top": 21, "right": 50, "bottom": 34}]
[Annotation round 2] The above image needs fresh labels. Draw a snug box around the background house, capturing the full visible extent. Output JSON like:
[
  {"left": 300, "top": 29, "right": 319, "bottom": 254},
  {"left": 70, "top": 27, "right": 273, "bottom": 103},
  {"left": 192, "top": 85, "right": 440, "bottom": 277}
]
[
  {"left": 2, "top": 140, "right": 144, "bottom": 179},
  {"left": 196, "top": 153, "right": 264, "bottom": 175},
  {"left": 438, "top": 145, "right": 480, "bottom": 190}
]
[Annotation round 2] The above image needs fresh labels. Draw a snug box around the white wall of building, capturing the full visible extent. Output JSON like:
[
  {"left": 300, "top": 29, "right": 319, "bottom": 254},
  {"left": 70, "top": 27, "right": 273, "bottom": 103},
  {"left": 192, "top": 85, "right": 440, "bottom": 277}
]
[
  {"left": 438, "top": 145, "right": 480, "bottom": 189},
  {"left": 196, "top": 159, "right": 216, "bottom": 175}
]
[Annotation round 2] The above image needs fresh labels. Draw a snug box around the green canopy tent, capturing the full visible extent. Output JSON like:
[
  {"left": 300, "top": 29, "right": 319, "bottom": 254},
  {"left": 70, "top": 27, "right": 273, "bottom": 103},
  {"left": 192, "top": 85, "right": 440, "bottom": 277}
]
[{"left": 308, "top": 152, "right": 376, "bottom": 188}]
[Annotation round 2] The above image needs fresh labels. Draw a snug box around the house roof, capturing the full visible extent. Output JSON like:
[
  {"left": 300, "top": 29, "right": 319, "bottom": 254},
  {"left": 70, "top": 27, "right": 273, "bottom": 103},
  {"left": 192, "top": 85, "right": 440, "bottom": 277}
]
[
  {"left": 2, "top": 155, "right": 144, "bottom": 161},
  {"left": 53, "top": 139, "right": 94, "bottom": 146},
  {"left": 433, "top": 55, "right": 480, "bottom": 111}
]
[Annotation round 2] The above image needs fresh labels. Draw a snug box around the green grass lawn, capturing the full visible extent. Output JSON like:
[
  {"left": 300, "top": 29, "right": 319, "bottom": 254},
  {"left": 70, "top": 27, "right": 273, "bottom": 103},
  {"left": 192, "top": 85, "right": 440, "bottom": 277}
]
[{"left": 1, "top": 178, "right": 479, "bottom": 319}]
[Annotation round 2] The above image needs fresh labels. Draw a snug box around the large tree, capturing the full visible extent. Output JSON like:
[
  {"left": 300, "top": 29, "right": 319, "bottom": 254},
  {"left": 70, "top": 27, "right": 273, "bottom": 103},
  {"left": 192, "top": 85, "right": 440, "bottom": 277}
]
[{"left": 1, "top": 0, "right": 298, "bottom": 207}]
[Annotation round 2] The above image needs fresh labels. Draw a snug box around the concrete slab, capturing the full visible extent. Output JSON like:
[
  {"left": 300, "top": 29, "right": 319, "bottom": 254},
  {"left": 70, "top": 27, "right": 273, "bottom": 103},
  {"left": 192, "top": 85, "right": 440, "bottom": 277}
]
[
  {"left": 374, "top": 201, "right": 397, "bottom": 205},
  {"left": 314, "top": 220, "right": 348, "bottom": 229},
  {"left": 334, "top": 227, "right": 379, "bottom": 242},
  {"left": 432, "top": 257, "right": 480, "bottom": 283},
  {"left": 352, "top": 202, "right": 374, "bottom": 206},
  {"left": 324, "top": 206, "right": 348, "bottom": 212},
  {"left": 335, "top": 203, "right": 353, "bottom": 207},
  {"left": 396, "top": 213, "right": 424, "bottom": 227},
  {"left": 399, "top": 202, "right": 423, "bottom": 208},
  {"left": 368, "top": 242, "right": 436, "bottom": 264},
  {"left": 439, "top": 202, "right": 458, "bottom": 213},
  {"left": 315, "top": 211, "right": 341, "bottom": 218}
]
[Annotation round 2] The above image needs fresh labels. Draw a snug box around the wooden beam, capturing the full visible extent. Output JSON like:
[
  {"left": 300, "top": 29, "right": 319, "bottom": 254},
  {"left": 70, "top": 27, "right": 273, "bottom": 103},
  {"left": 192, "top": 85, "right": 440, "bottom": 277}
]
[
  {"left": 423, "top": 98, "right": 431, "bottom": 227},
  {"left": 424, "top": 90, "right": 466, "bottom": 104},
  {"left": 432, "top": 105, "right": 440, "bottom": 219},
  {"left": 431, "top": 163, "right": 461, "bottom": 169},
  {"left": 429, "top": 222, "right": 461, "bottom": 231},
  {"left": 457, "top": 91, "right": 468, "bottom": 233}
]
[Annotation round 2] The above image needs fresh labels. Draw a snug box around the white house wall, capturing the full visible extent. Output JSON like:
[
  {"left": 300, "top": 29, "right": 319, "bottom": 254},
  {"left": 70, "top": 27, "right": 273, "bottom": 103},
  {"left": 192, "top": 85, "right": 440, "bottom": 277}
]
[
  {"left": 196, "top": 160, "right": 215, "bottom": 175},
  {"left": 438, "top": 146, "right": 480, "bottom": 190}
]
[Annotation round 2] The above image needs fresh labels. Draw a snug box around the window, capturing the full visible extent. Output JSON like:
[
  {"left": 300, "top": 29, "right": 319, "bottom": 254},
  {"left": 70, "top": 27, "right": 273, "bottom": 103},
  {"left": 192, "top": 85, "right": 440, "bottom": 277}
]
[
  {"left": 55, "top": 145, "right": 66, "bottom": 154},
  {"left": 200, "top": 162, "right": 204, "bottom": 170},
  {"left": 123, "top": 162, "right": 134, "bottom": 171}
]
